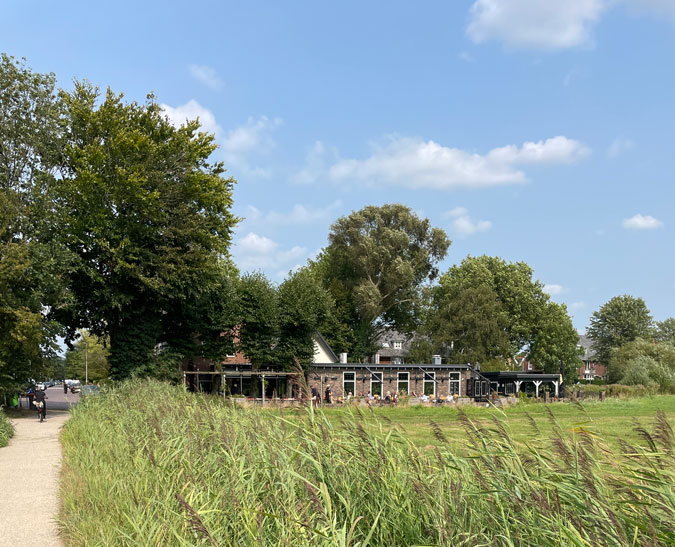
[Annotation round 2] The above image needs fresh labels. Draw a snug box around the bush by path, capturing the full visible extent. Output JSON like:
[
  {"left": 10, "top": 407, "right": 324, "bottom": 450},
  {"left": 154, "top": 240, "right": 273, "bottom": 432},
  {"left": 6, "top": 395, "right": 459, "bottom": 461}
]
[
  {"left": 60, "top": 380, "right": 675, "bottom": 546},
  {"left": 0, "top": 409, "right": 13, "bottom": 447}
]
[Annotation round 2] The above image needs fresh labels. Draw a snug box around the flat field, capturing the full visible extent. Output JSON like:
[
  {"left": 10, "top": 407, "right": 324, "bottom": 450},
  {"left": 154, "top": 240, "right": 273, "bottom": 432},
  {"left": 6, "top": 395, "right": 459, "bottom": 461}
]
[
  {"left": 317, "top": 395, "right": 675, "bottom": 451},
  {"left": 59, "top": 381, "right": 675, "bottom": 546}
]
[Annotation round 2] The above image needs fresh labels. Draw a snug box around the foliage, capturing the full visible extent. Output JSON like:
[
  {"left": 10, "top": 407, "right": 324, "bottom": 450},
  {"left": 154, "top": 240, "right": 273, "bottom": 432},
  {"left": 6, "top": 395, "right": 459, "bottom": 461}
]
[
  {"left": 236, "top": 272, "right": 278, "bottom": 368},
  {"left": 432, "top": 255, "right": 580, "bottom": 378},
  {"left": 587, "top": 295, "right": 653, "bottom": 365},
  {"left": 0, "top": 54, "right": 72, "bottom": 393},
  {"left": 275, "top": 268, "right": 333, "bottom": 371},
  {"left": 64, "top": 330, "right": 109, "bottom": 382},
  {"left": 655, "top": 317, "right": 675, "bottom": 343},
  {"left": 315, "top": 204, "right": 449, "bottom": 360},
  {"left": 50, "top": 83, "right": 238, "bottom": 379},
  {"left": 406, "top": 337, "right": 434, "bottom": 364},
  {"left": 0, "top": 409, "right": 12, "bottom": 447},
  {"left": 608, "top": 338, "right": 675, "bottom": 391},
  {"left": 430, "top": 284, "right": 510, "bottom": 365},
  {"left": 61, "top": 380, "right": 675, "bottom": 546}
]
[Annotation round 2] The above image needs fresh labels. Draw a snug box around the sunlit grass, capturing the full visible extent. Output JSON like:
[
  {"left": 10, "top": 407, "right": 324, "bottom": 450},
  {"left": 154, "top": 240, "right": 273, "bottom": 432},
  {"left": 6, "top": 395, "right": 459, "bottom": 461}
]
[
  {"left": 60, "top": 380, "right": 675, "bottom": 546},
  {"left": 0, "top": 409, "right": 12, "bottom": 447}
]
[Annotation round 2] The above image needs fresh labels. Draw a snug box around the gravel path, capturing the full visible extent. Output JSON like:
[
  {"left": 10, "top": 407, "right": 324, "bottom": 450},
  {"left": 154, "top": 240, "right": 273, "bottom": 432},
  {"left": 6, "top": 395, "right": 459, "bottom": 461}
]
[{"left": 0, "top": 389, "right": 76, "bottom": 547}]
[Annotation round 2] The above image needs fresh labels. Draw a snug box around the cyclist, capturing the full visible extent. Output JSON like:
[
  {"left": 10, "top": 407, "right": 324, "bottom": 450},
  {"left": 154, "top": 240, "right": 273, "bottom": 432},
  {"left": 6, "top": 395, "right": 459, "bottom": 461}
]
[{"left": 34, "top": 387, "right": 48, "bottom": 420}]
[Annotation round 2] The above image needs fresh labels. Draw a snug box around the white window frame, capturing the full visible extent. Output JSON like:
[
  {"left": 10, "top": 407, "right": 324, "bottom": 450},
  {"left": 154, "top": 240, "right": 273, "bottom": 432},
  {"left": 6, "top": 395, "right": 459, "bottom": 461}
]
[
  {"left": 449, "top": 372, "right": 461, "bottom": 396},
  {"left": 423, "top": 372, "right": 436, "bottom": 398},
  {"left": 370, "top": 372, "right": 383, "bottom": 396},
  {"left": 393, "top": 341, "right": 403, "bottom": 349},
  {"left": 343, "top": 371, "right": 356, "bottom": 397},
  {"left": 397, "top": 371, "right": 409, "bottom": 394}
]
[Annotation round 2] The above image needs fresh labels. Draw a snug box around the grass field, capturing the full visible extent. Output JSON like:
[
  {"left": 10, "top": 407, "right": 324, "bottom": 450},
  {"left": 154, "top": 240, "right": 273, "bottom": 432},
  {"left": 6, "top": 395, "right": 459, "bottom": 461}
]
[
  {"left": 0, "top": 409, "right": 12, "bottom": 447},
  {"left": 317, "top": 395, "right": 675, "bottom": 451},
  {"left": 60, "top": 381, "right": 675, "bottom": 546}
]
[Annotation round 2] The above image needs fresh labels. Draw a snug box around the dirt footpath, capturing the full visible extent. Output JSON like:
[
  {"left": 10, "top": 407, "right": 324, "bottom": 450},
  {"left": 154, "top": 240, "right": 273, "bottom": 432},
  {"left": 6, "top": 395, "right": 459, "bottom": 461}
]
[{"left": 0, "top": 408, "right": 70, "bottom": 547}]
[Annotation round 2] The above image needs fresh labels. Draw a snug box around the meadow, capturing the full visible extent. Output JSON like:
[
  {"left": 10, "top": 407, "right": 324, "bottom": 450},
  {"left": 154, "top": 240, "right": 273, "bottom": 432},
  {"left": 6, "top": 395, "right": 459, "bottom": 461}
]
[{"left": 60, "top": 380, "right": 674, "bottom": 546}]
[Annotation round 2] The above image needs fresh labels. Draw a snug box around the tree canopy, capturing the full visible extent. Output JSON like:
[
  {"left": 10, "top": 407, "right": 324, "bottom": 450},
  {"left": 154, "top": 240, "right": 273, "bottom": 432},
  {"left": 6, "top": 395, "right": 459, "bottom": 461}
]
[
  {"left": 430, "top": 255, "right": 580, "bottom": 378},
  {"left": 50, "top": 83, "right": 238, "bottom": 379},
  {"left": 315, "top": 204, "right": 450, "bottom": 361},
  {"left": 587, "top": 295, "right": 653, "bottom": 365}
]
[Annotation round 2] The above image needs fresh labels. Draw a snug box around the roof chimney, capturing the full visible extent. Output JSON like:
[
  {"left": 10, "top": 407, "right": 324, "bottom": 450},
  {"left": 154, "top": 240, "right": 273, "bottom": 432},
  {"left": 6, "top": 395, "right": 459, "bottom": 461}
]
[
  {"left": 432, "top": 355, "right": 442, "bottom": 365},
  {"left": 340, "top": 352, "right": 348, "bottom": 364}
]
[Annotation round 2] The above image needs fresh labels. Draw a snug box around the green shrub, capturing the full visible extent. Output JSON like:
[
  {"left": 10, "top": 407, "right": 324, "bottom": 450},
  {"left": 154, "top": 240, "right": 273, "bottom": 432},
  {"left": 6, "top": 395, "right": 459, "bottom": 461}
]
[
  {"left": 60, "top": 379, "right": 675, "bottom": 546},
  {"left": 0, "top": 409, "right": 13, "bottom": 447}
]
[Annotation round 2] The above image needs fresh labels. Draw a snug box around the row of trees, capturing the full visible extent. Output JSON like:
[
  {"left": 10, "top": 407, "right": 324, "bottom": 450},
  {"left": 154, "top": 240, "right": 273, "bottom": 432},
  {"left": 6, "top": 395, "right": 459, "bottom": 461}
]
[
  {"left": 7, "top": 54, "right": 658, "bottom": 392},
  {"left": 588, "top": 296, "right": 675, "bottom": 390}
]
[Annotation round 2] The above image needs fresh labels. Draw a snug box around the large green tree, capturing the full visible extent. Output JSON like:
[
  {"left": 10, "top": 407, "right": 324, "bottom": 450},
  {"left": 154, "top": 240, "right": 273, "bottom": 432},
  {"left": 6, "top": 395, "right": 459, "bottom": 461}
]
[
  {"left": 314, "top": 204, "right": 450, "bottom": 360},
  {"left": 608, "top": 338, "right": 675, "bottom": 391},
  {"left": 587, "top": 295, "right": 653, "bottom": 365},
  {"left": 51, "top": 83, "right": 238, "bottom": 379},
  {"left": 0, "top": 54, "right": 68, "bottom": 393},
  {"left": 275, "top": 268, "right": 333, "bottom": 371},
  {"left": 654, "top": 318, "right": 675, "bottom": 343},
  {"left": 431, "top": 255, "right": 580, "bottom": 378},
  {"left": 64, "top": 330, "right": 110, "bottom": 383}
]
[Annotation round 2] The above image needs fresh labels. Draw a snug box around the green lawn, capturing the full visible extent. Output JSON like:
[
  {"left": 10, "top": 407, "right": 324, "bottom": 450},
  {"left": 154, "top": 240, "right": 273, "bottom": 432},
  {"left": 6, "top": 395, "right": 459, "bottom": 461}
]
[{"left": 315, "top": 395, "right": 675, "bottom": 450}]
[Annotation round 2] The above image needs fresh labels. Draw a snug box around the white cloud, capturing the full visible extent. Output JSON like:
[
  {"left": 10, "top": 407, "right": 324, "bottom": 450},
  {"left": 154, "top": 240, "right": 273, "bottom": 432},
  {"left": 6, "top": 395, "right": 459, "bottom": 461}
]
[
  {"left": 445, "top": 207, "right": 492, "bottom": 237},
  {"left": 608, "top": 138, "right": 634, "bottom": 157},
  {"left": 234, "top": 232, "right": 310, "bottom": 275},
  {"left": 622, "top": 214, "right": 663, "bottom": 230},
  {"left": 467, "top": 0, "right": 605, "bottom": 50},
  {"left": 543, "top": 284, "right": 564, "bottom": 295},
  {"left": 160, "top": 99, "right": 221, "bottom": 136},
  {"left": 327, "top": 135, "right": 589, "bottom": 190},
  {"left": 188, "top": 64, "right": 224, "bottom": 90},
  {"left": 221, "top": 116, "right": 282, "bottom": 177},
  {"left": 237, "top": 232, "right": 278, "bottom": 254}
]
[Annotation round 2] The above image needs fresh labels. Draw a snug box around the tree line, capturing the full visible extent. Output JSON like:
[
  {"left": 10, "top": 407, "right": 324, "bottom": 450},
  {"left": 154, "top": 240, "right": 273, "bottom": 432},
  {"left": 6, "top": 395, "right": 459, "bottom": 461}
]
[{"left": 2, "top": 54, "right": 670, "bottom": 393}]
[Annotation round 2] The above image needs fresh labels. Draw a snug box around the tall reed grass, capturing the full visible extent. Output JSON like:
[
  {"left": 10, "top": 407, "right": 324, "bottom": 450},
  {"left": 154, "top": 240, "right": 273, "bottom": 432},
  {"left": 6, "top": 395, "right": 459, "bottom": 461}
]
[
  {"left": 60, "top": 380, "right": 674, "bottom": 546},
  {"left": 0, "top": 409, "right": 12, "bottom": 447}
]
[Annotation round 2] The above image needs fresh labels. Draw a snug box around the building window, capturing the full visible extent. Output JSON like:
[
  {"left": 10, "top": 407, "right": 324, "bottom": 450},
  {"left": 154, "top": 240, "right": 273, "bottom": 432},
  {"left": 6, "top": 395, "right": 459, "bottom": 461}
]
[
  {"left": 527, "top": 362, "right": 533, "bottom": 371},
  {"left": 393, "top": 341, "right": 403, "bottom": 349},
  {"left": 382, "top": 342, "right": 390, "bottom": 348},
  {"left": 392, "top": 357, "right": 403, "bottom": 365},
  {"left": 371, "top": 372, "right": 383, "bottom": 396},
  {"left": 423, "top": 372, "right": 435, "bottom": 397},
  {"left": 449, "top": 372, "right": 460, "bottom": 395},
  {"left": 343, "top": 372, "right": 355, "bottom": 397},
  {"left": 397, "top": 372, "right": 409, "bottom": 394}
]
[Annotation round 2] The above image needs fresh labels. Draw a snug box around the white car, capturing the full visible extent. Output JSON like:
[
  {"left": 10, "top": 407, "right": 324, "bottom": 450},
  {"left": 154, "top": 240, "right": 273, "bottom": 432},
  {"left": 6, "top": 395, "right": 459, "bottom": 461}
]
[{"left": 36, "top": 383, "right": 46, "bottom": 391}]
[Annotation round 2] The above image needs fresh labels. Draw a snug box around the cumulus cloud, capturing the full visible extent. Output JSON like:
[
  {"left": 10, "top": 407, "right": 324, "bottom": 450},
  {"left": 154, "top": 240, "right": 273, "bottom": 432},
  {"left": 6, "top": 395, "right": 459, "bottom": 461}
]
[
  {"left": 234, "top": 232, "right": 310, "bottom": 275},
  {"left": 326, "top": 135, "right": 589, "bottom": 190},
  {"left": 221, "top": 116, "right": 282, "bottom": 177},
  {"left": 543, "top": 284, "right": 564, "bottom": 295},
  {"left": 608, "top": 138, "right": 634, "bottom": 157},
  {"left": 188, "top": 64, "right": 224, "bottom": 90},
  {"left": 160, "top": 99, "right": 221, "bottom": 136},
  {"left": 622, "top": 214, "right": 663, "bottom": 230},
  {"left": 467, "top": 0, "right": 605, "bottom": 50},
  {"left": 237, "top": 232, "right": 278, "bottom": 254},
  {"left": 292, "top": 141, "right": 340, "bottom": 184},
  {"left": 445, "top": 207, "right": 492, "bottom": 237}
]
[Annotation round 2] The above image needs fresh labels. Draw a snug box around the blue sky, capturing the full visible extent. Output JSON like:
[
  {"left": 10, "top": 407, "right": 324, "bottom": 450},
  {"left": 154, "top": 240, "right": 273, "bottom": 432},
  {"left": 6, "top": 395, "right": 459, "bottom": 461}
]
[{"left": 3, "top": 0, "right": 674, "bottom": 331}]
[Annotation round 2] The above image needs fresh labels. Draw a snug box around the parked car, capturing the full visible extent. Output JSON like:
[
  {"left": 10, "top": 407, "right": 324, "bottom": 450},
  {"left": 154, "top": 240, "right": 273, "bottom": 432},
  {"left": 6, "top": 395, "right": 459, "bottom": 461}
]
[
  {"left": 70, "top": 383, "right": 81, "bottom": 394},
  {"left": 36, "top": 383, "right": 46, "bottom": 391}
]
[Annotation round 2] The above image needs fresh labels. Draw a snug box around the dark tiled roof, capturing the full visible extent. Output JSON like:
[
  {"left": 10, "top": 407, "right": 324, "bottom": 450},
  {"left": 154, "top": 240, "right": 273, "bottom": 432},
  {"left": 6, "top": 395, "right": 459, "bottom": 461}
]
[{"left": 376, "top": 329, "right": 411, "bottom": 358}]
